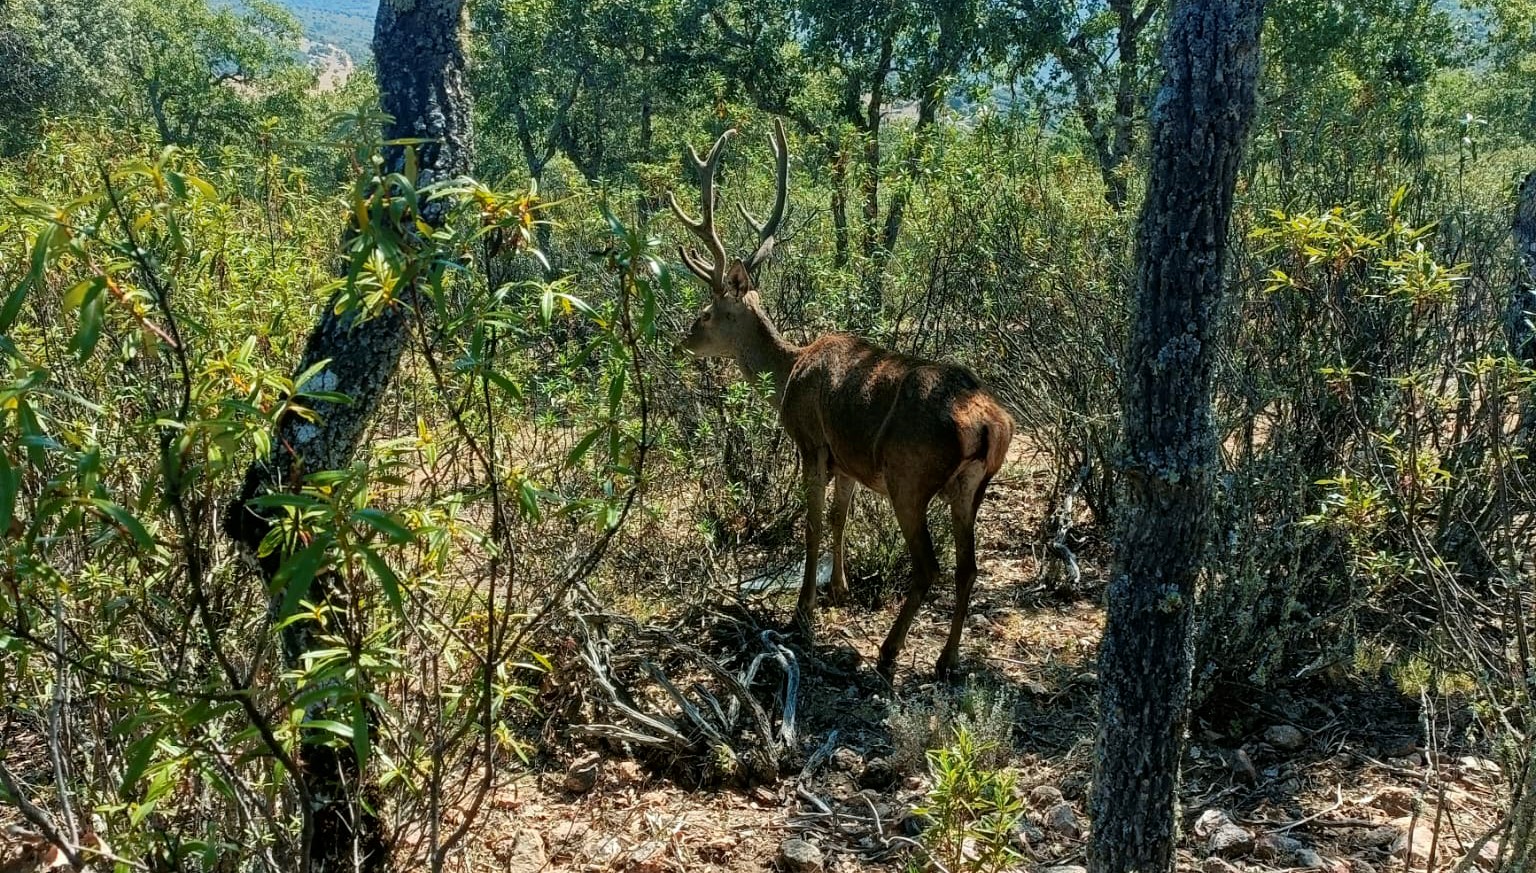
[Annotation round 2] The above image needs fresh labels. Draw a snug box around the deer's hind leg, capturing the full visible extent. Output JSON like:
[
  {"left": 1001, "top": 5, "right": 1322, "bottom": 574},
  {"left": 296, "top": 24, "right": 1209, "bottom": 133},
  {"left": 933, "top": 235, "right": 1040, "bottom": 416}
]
[
  {"left": 877, "top": 481, "right": 944, "bottom": 680},
  {"left": 794, "top": 447, "right": 830, "bottom": 636},
  {"left": 937, "top": 463, "right": 994, "bottom": 678},
  {"left": 827, "top": 474, "right": 855, "bottom": 606}
]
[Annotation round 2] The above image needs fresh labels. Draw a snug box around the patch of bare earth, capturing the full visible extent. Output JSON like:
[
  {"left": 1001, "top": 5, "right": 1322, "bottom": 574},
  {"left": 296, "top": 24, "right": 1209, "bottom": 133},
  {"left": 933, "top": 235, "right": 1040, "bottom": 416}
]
[{"left": 450, "top": 444, "right": 1511, "bottom": 873}]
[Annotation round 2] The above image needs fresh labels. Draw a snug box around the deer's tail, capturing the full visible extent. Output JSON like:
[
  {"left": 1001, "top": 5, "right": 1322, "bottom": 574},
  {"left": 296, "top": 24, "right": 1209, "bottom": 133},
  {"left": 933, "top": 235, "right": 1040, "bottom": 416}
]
[{"left": 981, "top": 411, "right": 1013, "bottom": 477}]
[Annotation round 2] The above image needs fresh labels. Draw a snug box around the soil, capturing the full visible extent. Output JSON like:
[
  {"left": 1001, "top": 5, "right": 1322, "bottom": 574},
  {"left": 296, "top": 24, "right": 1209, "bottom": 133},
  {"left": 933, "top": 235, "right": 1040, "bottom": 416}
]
[
  {"left": 0, "top": 448, "right": 1514, "bottom": 873},
  {"left": 448, "top": 448, "right": 1515, "bottom": 873}
]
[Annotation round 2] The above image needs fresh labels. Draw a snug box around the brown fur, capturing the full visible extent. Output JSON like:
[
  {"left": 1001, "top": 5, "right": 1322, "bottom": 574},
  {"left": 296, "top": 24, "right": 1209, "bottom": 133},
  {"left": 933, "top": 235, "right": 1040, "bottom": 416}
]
[{"left": 682, "top": 264, "right": 1013, "bottom": 678}]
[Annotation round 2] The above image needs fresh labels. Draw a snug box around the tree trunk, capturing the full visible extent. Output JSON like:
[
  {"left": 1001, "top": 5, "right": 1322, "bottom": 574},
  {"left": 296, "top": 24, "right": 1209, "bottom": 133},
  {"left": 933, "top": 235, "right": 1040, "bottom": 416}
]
[
  {"left": 1088, "top": 3, "right": 1264, "bottom": 873},
  {"left": 1508, "top": 172, "right": 1536, "bottom": 436},
  {"left": 224, "top": 2, "right": 471, "bottom": 871}
]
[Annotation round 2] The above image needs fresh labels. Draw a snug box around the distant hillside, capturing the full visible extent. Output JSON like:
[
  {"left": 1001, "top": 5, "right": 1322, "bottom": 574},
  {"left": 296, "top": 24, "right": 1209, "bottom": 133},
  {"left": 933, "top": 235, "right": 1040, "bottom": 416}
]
[{"left": 279, "top": 0, "right": 373, "bottom": 62}]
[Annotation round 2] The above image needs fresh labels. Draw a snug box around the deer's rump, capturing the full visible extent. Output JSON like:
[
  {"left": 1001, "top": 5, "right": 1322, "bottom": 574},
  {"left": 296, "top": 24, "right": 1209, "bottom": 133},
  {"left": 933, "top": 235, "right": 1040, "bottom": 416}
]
[{"left": 781, "top": 335, "right": 1013, "bottom": 497}]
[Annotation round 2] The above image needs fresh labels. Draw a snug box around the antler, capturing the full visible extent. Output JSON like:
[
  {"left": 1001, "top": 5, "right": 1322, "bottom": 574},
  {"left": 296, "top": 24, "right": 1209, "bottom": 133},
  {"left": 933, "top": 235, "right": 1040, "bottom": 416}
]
[
  {"left": 740, "top": 118, "right": 789, "bottom": 274},
  {"left": 668, "top": 129, "right": 736, "bottom": 291}
]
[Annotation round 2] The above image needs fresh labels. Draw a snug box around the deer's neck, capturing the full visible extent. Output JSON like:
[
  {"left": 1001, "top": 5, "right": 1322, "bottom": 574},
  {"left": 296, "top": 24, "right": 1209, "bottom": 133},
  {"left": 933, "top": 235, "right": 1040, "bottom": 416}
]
[{"left": 735, "top": 309, "right": 800, "bottom": 407}]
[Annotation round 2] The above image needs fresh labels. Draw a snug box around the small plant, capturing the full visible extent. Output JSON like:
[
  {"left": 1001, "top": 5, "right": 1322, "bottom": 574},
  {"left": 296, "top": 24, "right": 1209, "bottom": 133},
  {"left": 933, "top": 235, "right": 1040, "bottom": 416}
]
[
  {"left": 888, "top": 679, "right": 1018, "bottom": 775},
  {"left": 910, "top": 726, "right": 1026, "bottom": 873}
]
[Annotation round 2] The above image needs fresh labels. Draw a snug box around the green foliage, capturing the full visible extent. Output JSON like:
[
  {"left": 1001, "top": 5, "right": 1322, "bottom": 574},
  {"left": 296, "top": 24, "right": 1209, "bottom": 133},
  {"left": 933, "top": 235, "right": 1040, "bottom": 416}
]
[{"left": 910, "top": 727, "right": 1025, "bottom": 873}]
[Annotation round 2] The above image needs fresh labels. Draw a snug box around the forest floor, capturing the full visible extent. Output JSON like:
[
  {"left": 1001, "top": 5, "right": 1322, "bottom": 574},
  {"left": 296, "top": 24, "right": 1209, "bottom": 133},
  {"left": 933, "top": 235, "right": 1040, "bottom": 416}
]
[
  {"left": 0, "top": 449, "right": 1512, "bottom": 873},
  {"left": 458, "top": 447, "right": 1515, "bottom": 873}
]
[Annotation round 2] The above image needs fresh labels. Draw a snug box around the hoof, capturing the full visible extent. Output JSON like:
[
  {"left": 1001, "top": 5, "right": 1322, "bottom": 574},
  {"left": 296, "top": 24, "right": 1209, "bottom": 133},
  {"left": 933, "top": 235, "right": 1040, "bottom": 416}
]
[{"left": 934, "top": 652, "right": 961, "bottom": 681}]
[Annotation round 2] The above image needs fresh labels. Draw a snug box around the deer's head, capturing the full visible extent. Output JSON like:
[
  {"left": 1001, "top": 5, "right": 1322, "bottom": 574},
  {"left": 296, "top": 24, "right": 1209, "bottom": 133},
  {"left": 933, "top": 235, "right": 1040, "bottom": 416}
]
[
  {"left": 669, "top": 119, "right": 788, "bottom": 360},
  {"left": 679, "top": 260, "right": 760, "bottom": 358}
]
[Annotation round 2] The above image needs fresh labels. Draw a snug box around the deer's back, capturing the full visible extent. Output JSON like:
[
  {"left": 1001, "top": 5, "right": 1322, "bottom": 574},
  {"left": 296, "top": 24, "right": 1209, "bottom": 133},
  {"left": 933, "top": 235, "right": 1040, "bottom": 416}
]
[{"left": 781, "top": 334, "right": 1011, "bottom": 496}]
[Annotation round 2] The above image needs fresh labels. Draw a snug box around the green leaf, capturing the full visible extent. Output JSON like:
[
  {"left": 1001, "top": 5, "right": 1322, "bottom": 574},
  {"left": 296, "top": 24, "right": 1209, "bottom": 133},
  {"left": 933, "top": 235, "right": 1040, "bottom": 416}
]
[
  {"left": 517, "top": 477, "right": 542, "bottom": 522},
  {"left": 70, "top": 279, "right": 107, "bottom": 361},
  {"left": 0, "top": 277, "right": 29, "bottom": 333},
  {"left": 363, "top": 548, "right": 403, "bottom": 615},
  {"left": 119, "top": 733, "right": 160, "bottom": 798},
  {"left": 302, "top": 719, "right": 355, "bottom": 741},
  {"left": 61, "top": 276, "right": 103, "bottom": 311},
  {"left": 90, "top": 499, "right": 154, "bottom": 549},
  {"left": 565, "top": 425, "right": 605, "bottom": 468},
  {"left": 608, "top": 369, "right": 627, "bottom": 416},
  {"left": 485, "top": 369, "right": 521, "bottom": 402},
  {"left": 275, "top": 538, "right": 328, "bottom": 618},
  {"left": 0, "top": 454, "right": 18, "bottom": 536},
  {"left": 352, "top": 508, "right": 412, "bottom": 544}
]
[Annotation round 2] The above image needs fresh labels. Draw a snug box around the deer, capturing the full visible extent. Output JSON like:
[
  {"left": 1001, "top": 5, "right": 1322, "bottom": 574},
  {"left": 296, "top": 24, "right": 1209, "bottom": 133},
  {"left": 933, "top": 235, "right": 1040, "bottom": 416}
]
[{"left": 669, "top": 118, "right": 1015, "bottom": 680}]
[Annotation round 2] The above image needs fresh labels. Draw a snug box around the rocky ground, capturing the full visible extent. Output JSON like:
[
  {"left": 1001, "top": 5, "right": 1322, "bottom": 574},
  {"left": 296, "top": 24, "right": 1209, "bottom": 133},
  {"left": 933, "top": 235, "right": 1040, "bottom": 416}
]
[{"left": 459, "top": 455, "right": 1514, "bottom": 873}]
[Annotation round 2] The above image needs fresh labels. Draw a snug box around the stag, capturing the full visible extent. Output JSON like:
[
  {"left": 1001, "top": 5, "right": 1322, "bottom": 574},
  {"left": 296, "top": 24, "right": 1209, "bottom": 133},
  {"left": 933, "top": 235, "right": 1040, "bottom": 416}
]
[{"left": 671, "top": 119, "right": 1014, "bottom": 679}]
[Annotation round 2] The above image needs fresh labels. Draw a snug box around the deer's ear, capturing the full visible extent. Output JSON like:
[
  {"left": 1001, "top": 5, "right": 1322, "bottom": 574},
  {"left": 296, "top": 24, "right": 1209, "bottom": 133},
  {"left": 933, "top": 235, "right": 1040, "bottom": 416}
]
[{"left": 725, "top": 260, "right": 752, "bottom": 298}]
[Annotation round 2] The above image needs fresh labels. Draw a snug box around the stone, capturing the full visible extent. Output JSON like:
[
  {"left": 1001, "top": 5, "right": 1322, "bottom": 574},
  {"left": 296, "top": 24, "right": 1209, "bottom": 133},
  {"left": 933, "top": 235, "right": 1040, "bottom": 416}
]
[
  {"left": 1209, "top": 824, "right": 1256, "bottom": 858},
  {"left": 1372, "top": 786, "right": 1417, "bottom": 817},
  {"left": 858, "top": 757, "right": 896, "bottom": 790},
  {"left": 1265, "top": 724, "right": 1306, "bottom": 751},
  {"left": 1012, "top": 821, "right": 1047, "bottom": 851},
  {"left": 544, "top": 821, "right": 590, "bottom": 858},
  {"left": 1197, "top": 809, "right": 1254, "bottom": 858},
  {"left": 1044, "top": 802, "right": 1082, "bottom": 839},
  {"left": 779, "top": 838, "right": 824, "bottom": 873},
  {"left": 832, "top": 747, "right": 865, "bottom": 775},
  {"left": 563, "top": 752, "right": 602, "bottom": 794},
  {"left": 494, "top": 829, "right": 548, "bottom": 873},
  {"left": 1390, "top": 816, "right": 1437, "bottom": 866},
  {"left": 615, "top": 760, "right": 645, "bottom": 784},
  {"left": 1202, "top": 858, "right": 1241, "bottom": 873},
  {"left": 629, "top": 841, "right": 669, "bottom": 873},
  {"left": 1029, "top": 785, "right": 1065, "bottom": 808},
  {"left": 1040, "top": 866, "right": 1087, "bottom": 873},
  {"left": 1229, "top": 748, "right": 1258, "bottom": 783},
  {"left": 899, "top": 810, "right": 933, "bottom": 837},
  {"left": 1257, "top": 834, "right": 1326, "bottom": 868}
]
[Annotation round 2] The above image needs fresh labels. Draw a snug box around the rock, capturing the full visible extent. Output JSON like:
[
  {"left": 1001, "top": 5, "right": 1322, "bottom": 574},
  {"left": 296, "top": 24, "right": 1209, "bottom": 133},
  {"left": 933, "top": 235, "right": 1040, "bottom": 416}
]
[
  {"left": 563, "top": 752, "right": 602, "bottom": 794},
  {"left": 1040, "top": 866, "right": 1088, "bottom": 873},
  {"left": 1194, "top": 809, "right": 1232, "bottom": 839},
  {"left": 1372, "top": 786, "right": 1417, "bottom": 817},
  {"left": 779, "top": 838, "right": 824, "bottom": 873},
  {"left": 1209, "top": 824, "right": 1256, "bottom": 858},
  {"left": 1044, "top": 802, "right": 1082, "bottom": 839},
  {"left": 1202, "top": 858, "right": 1241, "bottom": 873},
  {"left": 1257, "top": 834, "right": 1326, "bottom": 868},
  {"left": 1029, "top": 785, "right": 1065, "bottom": 808},
  {"left": 629, "top": 841, "right": 669, "bottom": 873},
  {"left": 1390, "top": 816, "right": 1437, "bottom": 866},
  {"left": 1378, "top": 737, "right": 1419, "bottom": 759},
  {"left": 1358, "top": 826, "right": 1399, "bottom": 849},
  {"left": 1011, "top": 821, "right": 1047, "bottom": 851},
  {"left": 858, "top": 757, "right": 897, "bottom": 790},
  {"left": 1458, "top": 755, "right": 1500, "bottom": 775},
  {"left": 544, "top": 821, "right": 589, "bottom": 857},
  {"left": 494, "top": 829, "right": 548, "bottom": 873},
  {"left": 615, "top": 760, "right": 645, "bottom": 784},
  {"left": 899, "top": 810, "right": 933, "bottom": 837},
  {"left": 588, "top": 835, "right": 624, "bottom": 863},
  {"left": 1265, "top": 724, "right": 1306, "bottom": 751},
  {"left": 1196, "top": 809, "right": 1254, "bottom": 858},
  {"left": 832, "top": 747, "right": 865, "bottom": 775},
  {"left": 1229, "top": 748, "right": 1258, "bottom": 783}
]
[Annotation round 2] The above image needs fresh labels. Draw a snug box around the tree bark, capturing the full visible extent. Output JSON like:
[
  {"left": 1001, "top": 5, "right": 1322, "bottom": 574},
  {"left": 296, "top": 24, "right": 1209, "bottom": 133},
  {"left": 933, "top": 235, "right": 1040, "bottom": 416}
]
[
  {"left": 224, "top": 2, "right": 471, "bottom": 871},
  {"left": 1088, "top": 2, "right": 1264, "bottom": 872},
  {"left": 1508, "top": 172, "right": 1536, "bottom": 436}
]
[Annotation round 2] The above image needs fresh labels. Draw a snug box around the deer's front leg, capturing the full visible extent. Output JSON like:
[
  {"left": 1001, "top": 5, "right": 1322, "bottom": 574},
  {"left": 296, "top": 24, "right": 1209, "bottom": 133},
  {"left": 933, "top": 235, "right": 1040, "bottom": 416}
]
[{"left": 794, "top": 449, "right": 829, "bottom": 636}]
